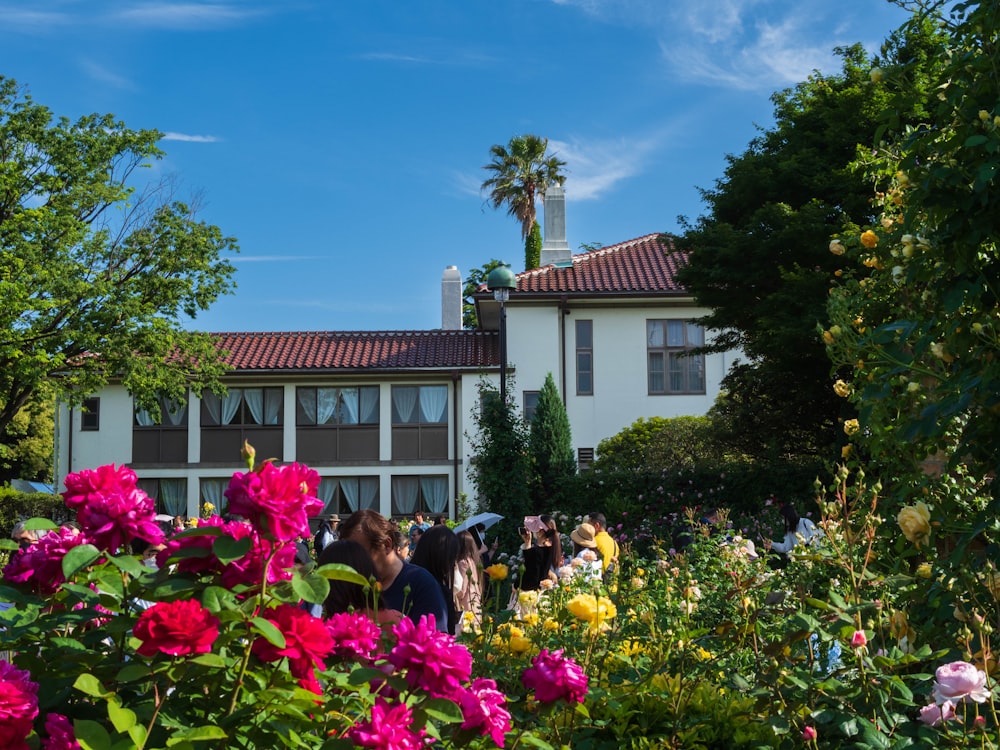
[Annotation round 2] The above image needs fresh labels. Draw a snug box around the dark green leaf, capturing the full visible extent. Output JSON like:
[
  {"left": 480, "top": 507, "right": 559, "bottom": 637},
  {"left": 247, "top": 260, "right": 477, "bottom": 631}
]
[
  {"left": 212, "top": 535, "right": 251, "bottom": 564},
  {"left": 62, "top": 544, "right": 102, "bottom": 579},
  {"left": 74, "top": 719, "right": 112, "bottom": 750}
]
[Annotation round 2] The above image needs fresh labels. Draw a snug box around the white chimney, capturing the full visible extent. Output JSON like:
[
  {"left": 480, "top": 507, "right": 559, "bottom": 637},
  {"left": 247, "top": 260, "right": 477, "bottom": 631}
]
[
  {"left": 441, "top": 265, "right": 462, "bottom": 329},
  {"left": 540, "top": 184, "right": 572, "bottom": 266}
]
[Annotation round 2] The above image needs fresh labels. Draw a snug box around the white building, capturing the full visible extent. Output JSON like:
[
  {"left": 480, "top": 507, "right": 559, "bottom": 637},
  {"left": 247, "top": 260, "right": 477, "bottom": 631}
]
[{"left": 56, "top": 192, "right": 734, "bottom": 520}]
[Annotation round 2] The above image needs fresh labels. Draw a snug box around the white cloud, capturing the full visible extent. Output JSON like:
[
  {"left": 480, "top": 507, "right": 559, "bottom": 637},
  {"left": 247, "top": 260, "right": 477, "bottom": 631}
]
[
  {"left": 161, "top": 132, "right": 222, "bottom": 143},
  {"left": 79, "top": 59, "right": 135, "bottom": 90},
  {"left": 549, "top": 135, "right": 663, "bottom": 201},
  {"left": 111, "top": 3, "right": 264, "bottom": 30},
  {"left": 0, "top": 7, "right": 70, "bottom": 32}
]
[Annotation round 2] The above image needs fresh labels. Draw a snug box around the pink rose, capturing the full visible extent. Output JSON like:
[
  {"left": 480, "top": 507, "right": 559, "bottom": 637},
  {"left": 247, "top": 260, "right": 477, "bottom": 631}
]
[
  {"left": 326, "top": 611, "right": 383, "bottom": 662},
  {"left": 521, "top": 648, "right": 588, "bottom": 704},
  {"left": 224, "top": 462, "right": 322, "bottom": 541},
  {"left": 134, "top": 599, "right": 220, "bottom": 657},
  {"left": 850, "top": 630, "right": 868, "bottom": 648},
  {"left": 0, "top": 660, "right": 39, "bottom": 750},
  {"left": 802, "top": 725, "right": 817, "bottom": 741},
  {"left": 919, "top": 701, "right": 955, "bottom": 726},
  {"left": 42, "top": 713, "right": 81, "bottom": 750},
  {"left": 389, "top": 615, "right": 473, "bottom": 697},
  {"left": 252, "top": 604, "right": 333, "bottom": 692},
  {"left": 933, "top": 661, "right": 991, "bottom": 704},
  {"left": 63, "top": 465, "right": 164, "bottom": 552},
  {"left": 348, "top": 699, "right": 428, "bottom": 749},
  {"left": 3, "top": 526, "right": 92, "bottom": 595},
  {"left": 455, "top": 677, "right": 511, "bottom": 747}
]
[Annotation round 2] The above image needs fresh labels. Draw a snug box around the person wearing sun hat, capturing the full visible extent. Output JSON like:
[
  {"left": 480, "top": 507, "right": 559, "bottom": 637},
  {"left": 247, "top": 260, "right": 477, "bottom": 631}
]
[{"left": 569, "top": 522, "right": 603, "bottom": 580}]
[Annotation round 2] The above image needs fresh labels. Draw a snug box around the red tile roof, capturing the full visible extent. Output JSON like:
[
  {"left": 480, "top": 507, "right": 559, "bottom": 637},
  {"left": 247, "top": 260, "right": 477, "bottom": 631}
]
[
  {"left": 211, "top": 330, "right": 499, "bottom": 373},
  {"left": 514, "top": 233, "right": 687, "bottom": 296}
]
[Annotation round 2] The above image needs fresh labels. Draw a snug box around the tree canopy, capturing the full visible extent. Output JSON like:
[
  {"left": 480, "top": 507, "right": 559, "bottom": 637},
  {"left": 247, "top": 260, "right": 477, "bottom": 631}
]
[
  {"left": 0, "top": 77, "right": 238, "bottom": 440},
  {"left": 481, "top": 134, "right": 565, "bottom": 246},
  {"left": 673, "top": 26, "right": 941, "bottom": 460}
]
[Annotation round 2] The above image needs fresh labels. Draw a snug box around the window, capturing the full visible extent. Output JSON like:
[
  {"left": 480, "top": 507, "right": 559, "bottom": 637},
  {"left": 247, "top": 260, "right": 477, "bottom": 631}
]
[
  {"left": 391, "top": 475, "right": 449, "bottom": 517},
  {"left": 199, "top": 478, "right": 229, "bottom": 517},
  {"left": 317, "top": 476, "right": 380, "bottom": 516},
  {"left": 202, "top": 388, "right": 282, "bottom": 426},
  {"left": 647, "top": 320, "right": 706, "bottom": 395},
  {"left": 81, "top": 397, "right": 100, "bottom": 431},
  {"left": 576, "top": 320, "right": 593, "bottom": 395},
  {"left": 135, "top": 397, "right": 188, "bottom": 426},
  {"left": 391, "top": 386, "right": 449, "bottom": 460},
  {"left": 578, "top": 447, "right": 595, "bottom": 471},
  {"left": 296, "top": 387, "right": 379, "bottom": 425},
  {"left": 133, "top": 396, "right": 188, "bottom": 464},
  {"left": 523, "top": 391, "right": 539, "bottom": 423},
  {"left": 137, "top": 478, "right": 188, "bottom": 518}
]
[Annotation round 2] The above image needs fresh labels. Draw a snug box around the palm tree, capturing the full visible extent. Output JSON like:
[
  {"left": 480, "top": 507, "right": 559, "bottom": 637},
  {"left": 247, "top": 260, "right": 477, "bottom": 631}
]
[{"left": 481, "top": 135, "right": 566, "bottom": 241}]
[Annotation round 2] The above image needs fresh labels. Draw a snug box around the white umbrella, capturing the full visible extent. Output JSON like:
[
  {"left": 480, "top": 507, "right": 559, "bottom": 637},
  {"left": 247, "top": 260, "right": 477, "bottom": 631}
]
[{"left": 453, "top": 512, "right": 504, "bottom": 533}]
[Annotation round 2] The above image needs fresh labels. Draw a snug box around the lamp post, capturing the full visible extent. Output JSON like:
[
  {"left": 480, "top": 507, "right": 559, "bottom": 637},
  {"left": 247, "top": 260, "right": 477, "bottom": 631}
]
[{"left": 486, "top": 265, "right": 517, "bottom": 406}]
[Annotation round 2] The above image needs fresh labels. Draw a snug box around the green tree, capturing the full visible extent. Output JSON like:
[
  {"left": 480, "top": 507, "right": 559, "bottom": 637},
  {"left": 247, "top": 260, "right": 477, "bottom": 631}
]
[
  {"left": 593, "top": 415, "right": 727, "bottom": 475},
  {"left": 0, "top": 77, "right": 238, "bottom": 439},
  {"left": 528, "top": 372, "right": 575, "bottom": 508},
  {"left": 467, "top": 381, "right": 531, "bottom": 520},
  {"left": 524, "top": 220, "right": 542, "bottom": 273},
  {"left": 673, "top": 29, "right": 940, "bottom": 461},
  {"left": 0, "top": 394, "right": 54, "bottom": 483},
  {"left": 826, "top": 0, "right": 1000, "bottom": 498},
  {"left": 481, "top": 134, "right": 565, "bottom": 269},
  {"left": 462, "top": 259, "right": 506, "bottom": 329}
]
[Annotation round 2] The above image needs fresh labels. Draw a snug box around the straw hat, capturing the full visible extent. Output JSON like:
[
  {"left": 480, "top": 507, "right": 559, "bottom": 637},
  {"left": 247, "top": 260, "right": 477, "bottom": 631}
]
[{"left": 570, "top": 522, "right": 597, "bottom": 548}]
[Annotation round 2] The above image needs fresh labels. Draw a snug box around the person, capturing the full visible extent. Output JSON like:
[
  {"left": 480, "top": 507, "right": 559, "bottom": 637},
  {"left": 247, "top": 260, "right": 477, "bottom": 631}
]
[
  {"left": 409, "top": 524, "right": 461, "bottom": 635},
  {"left": 409, "top": 511, "right": 430, "bottom": 544},
  {"left": 313, "top": 514, "right": 339, "bottom": 556},
  {"left": 767, "top": 503, "right": 821, "bottom": 555},
  {"left": 569, "top": 522, "right": 603, "bottom": 580},
  {"left": 318, "top": 539, "right": 393, "bottom": 618},
  {"left": 454, "top": 531, "right": 484, "bottom": 632},
  {"left": 340, "top": 509, "right": 450, "bottom": 632},
  {"left": 587, "top": 512, "right": 620, "bottom": 574},
  {"left": 517, "top": 517, "right": 559, "bottom": 592},
  {"left": 394, "top": 530, "right": 411, "bottom": 561},
  {"left": 10, "top": 522, "right": 37, "bottom": 549}
]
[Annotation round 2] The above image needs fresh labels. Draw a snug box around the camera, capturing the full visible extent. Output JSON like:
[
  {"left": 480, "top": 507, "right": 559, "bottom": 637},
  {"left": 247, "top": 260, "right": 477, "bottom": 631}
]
[{"left": 518, "top": 526, "right": 528, "bottom": 536}]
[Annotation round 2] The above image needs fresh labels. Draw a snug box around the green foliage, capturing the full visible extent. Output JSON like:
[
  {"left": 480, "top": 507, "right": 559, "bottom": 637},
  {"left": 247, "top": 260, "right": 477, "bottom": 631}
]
[
  {"left": 0, "top": 394, "right": 54, "bottom": 483},
  {"left": 524, "top": 220, "right": 542, "bottom": 271},
  {"left": 674, "top": 25, "right": 943, "bottom": 461},
  {"left": 462, "top": 259, "right": 506, "bottom": 329},
  {"left": 467, "top": 380, "right": 532, "bottom": 523},
  {"left": 0, "top": 75, "right": 238, "bottom": 441},
  {"left": 528, "top": 373, "right": 575, "bottom": 508},
  {"left": 0, "top": 486, "right": 65, "bottom": 537},
  {"left": 593, "top": 415, "right": 728, "bottom": 474},
  {"left": 481, "top": 134, "right": 566, "bottom": 240}
]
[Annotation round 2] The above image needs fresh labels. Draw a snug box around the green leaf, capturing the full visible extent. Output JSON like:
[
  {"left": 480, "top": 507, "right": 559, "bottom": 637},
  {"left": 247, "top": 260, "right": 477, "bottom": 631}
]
[
  {"left": 62, "top": 544, "right": 102, "bottom": 579},
  {"left": 420, "top": 697, "right": 464, "bottom": 723},
  {"left": 74, "top": 673, "right": 111, "bottom": 698},
  {"left": 74, "top": 719, "right": 112, "bottom": 750},
  {"left": 518, "top": 735, "right": 557, "bottom": 749},
  {"left": 23, "top": 517, "right": 59, "bottom": 531},
  {"left": 127, "top": 725, "right": 148, "bottom": 747},
  {"left": 190, "top": 653, "right": 226, "bottom": 668},
  {"left": 212, "top": 535, "right": 251, "bottom": 564},
  {"left": 964, "top": 133, "right": 988, "bottom": 147},
  {"left": 116, "top": 663, "right": 152, "bottom": 683},
  {"left": 292, "top": 571, "right": 330, "bottom": 605},
  {"left": 202, "top": 585, "right": 239, "bottom": 611},
  {"left": 106, "top": 553, "right": 145, "bottom": 577},
  {"left": 166, "top": 725, "right": 227, "bottom": 744},
  {"left": 251, "top": 616, "right": 286, "bottom": 648},
  {"left": 316, "top": 562, "right": 371, "bottom": 587},
  {"left": 108, "top": 699, "right": 137, "bottom": 733}
]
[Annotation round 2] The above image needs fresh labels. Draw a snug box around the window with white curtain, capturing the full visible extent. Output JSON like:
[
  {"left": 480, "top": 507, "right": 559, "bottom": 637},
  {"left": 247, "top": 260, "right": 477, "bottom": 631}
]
[
  {"left": 320, "top": 476, "right": 380, "bottom": 515},
  {"left": 296, "top": 387, "right": 379, "bottom": 425},
  {"left": 646, "top": 320, "right": 706, "bottom": 395},
  {"left": 200, "top": 478, "right": 229, "bottom": 516},
  {"left": 134, "top": 396, "right": 189, "bottom": 426},
  {"left": 392, "top": 385, "right": 448, "bottom": 424},
  {"left": 391, "top": 475, "right": 449, "bottom": 517},
  {"left": 202, "top": 388, "right": 283, "bottom": 425}
]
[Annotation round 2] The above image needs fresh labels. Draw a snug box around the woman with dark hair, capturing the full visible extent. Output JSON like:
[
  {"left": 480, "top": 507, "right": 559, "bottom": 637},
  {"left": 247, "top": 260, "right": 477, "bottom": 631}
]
[
  {"left": 318, "top": 539, "right": 384, "bottom": 615},
  {"left": 409, "top": 524, "right": 461, "bottom": 634},
  {"left": 768, "top": 503, "right": 821, "bottom": 554},
  {"left": 454, "top": 530, "right": 484, "bottom": 631},
  {"left": 517, "top": 517, "right": 560, "bottom": 592}
]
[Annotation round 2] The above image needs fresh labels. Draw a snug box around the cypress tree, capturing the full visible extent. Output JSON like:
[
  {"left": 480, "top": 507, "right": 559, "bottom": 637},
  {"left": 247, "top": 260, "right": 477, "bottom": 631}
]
[
  {"left": 524, "top": 220, "right": 542, "bottom": 270},
  {"left": 529, "top": 373, "right": 575, "bottom": 508}
]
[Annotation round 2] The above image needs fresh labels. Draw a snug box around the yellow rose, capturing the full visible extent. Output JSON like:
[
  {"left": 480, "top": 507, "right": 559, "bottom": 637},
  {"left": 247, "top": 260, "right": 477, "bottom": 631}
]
[
  {"left": 870, "top": 67, "right": 884, "bottom": 83},
  {"left": 860, "top": 230, "right": 879, "bottom": 248},
  {"left": 897, "top": 502, "right": 931, "bottom": 546},
  {"left": 979, "top": 109, "right": 990, "bottom": 122},
  {"left": 542, "top": 618, "right": 561, "bottom": 632},
  {"left": 822, "top": 330, "right": 835, "bottom": 345},
  {"left": 843, "top": 418, "right": 860, "bottom": 436},
  {"left": 829, "top": 239, "right": 846, "bottom": 255},
  {"left": 915, "top": 562, "right": 932, "bottom": 579},
  {"left": 566, "top": 594, "right": 598, "bottom": 623},
  {"left": 833, "top": 380, "right": 851, "bottom": 398},
  {"left": 484, "top": 563, "right": 508, "bottom": 581},
  {"left": 509, "top": 635, "right": 532, "bottom": 653}
]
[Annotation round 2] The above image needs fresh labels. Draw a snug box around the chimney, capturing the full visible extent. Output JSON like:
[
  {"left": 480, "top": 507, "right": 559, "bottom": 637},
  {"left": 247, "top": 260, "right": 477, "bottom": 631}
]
[
  {"left": 540, "top": 183, "right": 572, "bottom": 266},
  {"left": 441, "top": 265, "right": 462, "bottom": 330}
]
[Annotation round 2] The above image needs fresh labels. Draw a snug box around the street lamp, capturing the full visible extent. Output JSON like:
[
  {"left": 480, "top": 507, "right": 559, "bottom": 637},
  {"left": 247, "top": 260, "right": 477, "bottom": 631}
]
[{"left": 486, "top": 265, "right": 517, "bottom": 406}]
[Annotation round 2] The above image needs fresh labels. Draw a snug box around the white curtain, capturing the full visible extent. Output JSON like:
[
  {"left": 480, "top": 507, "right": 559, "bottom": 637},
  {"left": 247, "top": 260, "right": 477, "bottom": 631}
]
[
  {"left": 359, "top": 387, "right": 379, "bottom": 424},
  {"left": 341, "top": 478, "right": 360, "bottom": 512},
  {"left": 317, "top": 478, "right": 338, "bottom": 514},
  {"left": 244, "top": 388, "right": 264, "bottom": 424},
  {"left": 135, "top": 407, "right": 156, "bottom": 426},
  {"left": 419, "top": 386, "right": 447, "bottom": 424},
  {"left": 392, "top": 477, "right": 419, "bottom": 515},
  {"left": 264, "top": 389, "right": 281, "bottom": 424},
  {"left": 316, "top": 388, "right": 337, "bottom": 425},
  {"left": 359, "top": 477, "right": 379, "bottom": 510},
  {"left": 163, "top": 399, "right": 187, "bottom": 426},
  {"left": 340, "top": 388, "right": 359, "bottom": 425},
  {"left": 160, "top": 479, "right": 187, "bottom": 516},
  {"left": 297, "top": 389, "right": 316, "bottom": 424},
  {"left": 392, "top": 387, "right": 417, "bottom": 424},
  {"left": 221, "top": 391, "right": 242, "bottom": 425},
  {"left": 203, "top": 392, "right": 221, "bottom": 425},
  {"left": 200, "top": 479, "right": 227, "bottom": 515},
  {"left": 421, "top": 476, "right": 448, "bottom": 514}
]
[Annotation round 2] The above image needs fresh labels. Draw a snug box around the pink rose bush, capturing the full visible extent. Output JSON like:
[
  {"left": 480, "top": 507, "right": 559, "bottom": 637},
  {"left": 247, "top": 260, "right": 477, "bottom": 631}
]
[
  {"left": 2, "top": 526, "right": 91, "bottom": 596},
  {"left": 62, "top": 464, "right": 164, "bottom": 552},
  {"left": 134, "top": 599, "right": 220, "bottom": 657},
  {"left": 521, "top": 648, "right": 589, "bottom": 704},
  {"left": 932, "top": 661, "right": 991, "bottom": 705},
  {"left": 41, "top": 713, "right": 80, "bottom": 750},
  {"left": 224, "top": 461, "right": 322, "bottom": 541},
  {"left": 0, "top": 660, "right": 39, "bottom": 750}
]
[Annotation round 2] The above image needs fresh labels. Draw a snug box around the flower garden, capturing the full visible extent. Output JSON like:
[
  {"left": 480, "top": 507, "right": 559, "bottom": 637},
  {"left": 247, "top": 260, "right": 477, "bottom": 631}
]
[{"left": 1, "top": 445, "right": 997, "bottom": 749}]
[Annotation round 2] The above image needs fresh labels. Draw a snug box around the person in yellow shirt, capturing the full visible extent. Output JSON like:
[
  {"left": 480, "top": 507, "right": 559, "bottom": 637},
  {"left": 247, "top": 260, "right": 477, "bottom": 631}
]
[{"left": 587, "top": 512, "right": 619, "bottom": 573}]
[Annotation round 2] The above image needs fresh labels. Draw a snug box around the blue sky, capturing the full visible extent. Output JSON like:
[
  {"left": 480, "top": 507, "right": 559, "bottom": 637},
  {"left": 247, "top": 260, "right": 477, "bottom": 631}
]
[{"left": 1, "top": 0, "right": 911, "bottom": 333}]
